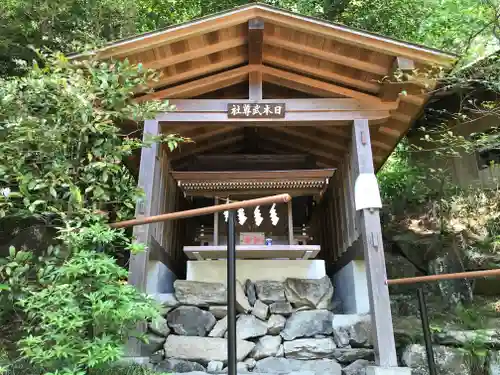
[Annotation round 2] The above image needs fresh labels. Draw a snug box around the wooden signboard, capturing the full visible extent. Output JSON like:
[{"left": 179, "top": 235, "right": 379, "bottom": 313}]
[
  {"left": 228, "top": 103, "right": 286, "bottom": 118},
  {"left": 239, "top": 232, "right": 265, "bottom": 245}
]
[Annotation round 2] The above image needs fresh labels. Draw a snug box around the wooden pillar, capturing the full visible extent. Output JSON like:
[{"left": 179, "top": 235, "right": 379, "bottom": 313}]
[
  {"left": 287, "top": 200, "right": 294, "bottom": 245},
  {"left": 352, "top": 119, "right": 398, "bottom": 367},
  {"left": 127, "top": 119, "right": 161, "bottom": 356},
  {"left": 214, "top": 197, "right": 219, "bottom": 245}
]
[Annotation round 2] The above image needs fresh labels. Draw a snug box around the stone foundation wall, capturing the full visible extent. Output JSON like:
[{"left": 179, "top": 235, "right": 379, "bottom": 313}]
[{"left": 142, "top": 276, "right": 375, "bottom": 375}]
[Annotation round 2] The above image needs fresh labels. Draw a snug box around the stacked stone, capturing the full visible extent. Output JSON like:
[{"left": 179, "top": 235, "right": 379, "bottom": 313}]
[{"left": 144, "top": 276, "right": 375, "bottom": 375}]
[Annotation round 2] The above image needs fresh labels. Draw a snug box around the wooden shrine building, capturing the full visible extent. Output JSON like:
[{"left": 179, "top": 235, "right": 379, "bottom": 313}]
[{"left": 89, "top": 4, "right": 456, "bottom": 372}]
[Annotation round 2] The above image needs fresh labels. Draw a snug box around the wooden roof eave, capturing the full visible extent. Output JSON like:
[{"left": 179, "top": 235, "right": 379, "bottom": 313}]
[{"left": 74, "top": 4, "right": 457, "bottom": 68}]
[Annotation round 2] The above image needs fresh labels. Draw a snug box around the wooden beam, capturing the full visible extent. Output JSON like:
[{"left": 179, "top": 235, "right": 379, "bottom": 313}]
[
  {"left": 258, "top": 139, "right": 337, "bottom": 168},
  {"left": 138, "top": 65, "right": 252, "bottom": 101},
  {"left": 352, "top": 118, "right": 398, "bottom": 367},
  {"left": 144, "top": 36, "right": 247, "bottom": 70},
  {"left": 248, "top": 19, "right": 264, "bottom": 65},
  {"left": 249, "top": 71, "right": 263, "bottom": 100},
  {"left": 260, "top": 65, "right": 386, "bottom": 105},
  {"left": 150, "top": 55, "right": 247, "bottom": 89},
  {"left": 168, "top": 98, "right": 397, "bottom": 112},
  {"left": 263, "top": 50, "right": 380, "bottom": 93},
  {"left": 156, "top": 110, "right": 391, "bottom": 123},
  {"left": 264, "top": 36, "right": 389, "bottom": 76}
]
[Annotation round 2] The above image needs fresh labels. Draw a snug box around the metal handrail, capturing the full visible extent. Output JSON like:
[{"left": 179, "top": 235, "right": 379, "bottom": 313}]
[
  {"left": 387, "top": 268, "right": 500, "bottom": 285},
  {"left": 109, "top": 193, "right": 291, "bottom": 229},
  {"left": 387, "top": 268, "right": 500, "bottom": 375}
]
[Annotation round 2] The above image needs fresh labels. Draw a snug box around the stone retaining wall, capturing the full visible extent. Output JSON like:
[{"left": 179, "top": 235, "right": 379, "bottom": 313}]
[{"left": 143, "top": 276, "right": 375, "bottom": 375}]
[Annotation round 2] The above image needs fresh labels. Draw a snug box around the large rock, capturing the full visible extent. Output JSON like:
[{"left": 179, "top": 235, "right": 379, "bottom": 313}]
[
  {"left": 244, "top": 358, "right": 257, "bottom": 371},
  {"left": 167, "top": 306, "right": 216, "bottom": 336},
  {"left": 281, "top": 310, "right": 334, "bottom": 341},
  {"left": 245, "top": 279, "right": 257, "bottom": 306},
  {"left": 267, "top": 314, "right": 287, "bottom": 335},
  {"left": 269, "top": 301, "right": 293, "bottom": 316},
  {"left": 332, "top": 348, "right": 374, "bottom": 363},
  {"left": 149, "top": 315, "right": 171, "bottom": 337},
  {"left": 435, "top": 329, "right": 500, "bottom": 347},
  {"left": 283, "top": 338, "right": 336, "bottom": 359},
  {"left": 164, "top": 335, "right": 255, "bottom": 365},
  {"left": 155, "top": 359, "right": 205, "bottom": 373},
  {"left": 209, "top": 316, "right": 228, "bottom": 338},
  {"left": 150, "top": 349, "right": 165, "bottom": 364},
  {"left": 252, "top": 300, "right": 269, "bottom": 321},
  {"left": 251, "top": 335, "right": 282, "bottom": 360},
  {"left": 255, "top": 281, "right": 286, "bottom": 303},
  {"left": 141, "top": 332, "right": 166, "bottom": 355},
  {"left": 236, "top": 280, "right": 252, "bottom": 313},
  {"left": 332, "top": 315, "right": 372, "bottom": 348},
  {"left": 152, "top": 293, "right": 180, "bottom": 315},
  {"left": 174, "top": 280, "right": 226, "bottom": 307},
  {"left": 342, "top": 359, "right": 370, "bottom": 375},
  {"left": 401, "top": 344, "right": 472, "bottom": 375},
  {"left": 254, "top": 357, "right": 341, "bottom": 374},
  {"left": 210, "top": 306, "right": 228, "bottom": 319},
  {"left": 284, "top": 276, "right": 334, "bottom": 309},
  {"left": 207, "top": 360, "right": 224, "bottom": 373},
  {"left": 237, "top": 314, "right": 268, "bottom": 340},
  {"left": 153, "top": 293, "right": 180, "bottom": 308}
]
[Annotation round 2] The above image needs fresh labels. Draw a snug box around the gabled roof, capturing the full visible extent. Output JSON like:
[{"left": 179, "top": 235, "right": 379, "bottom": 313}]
[{"left": 85, "top": 3, "right": 458, "bottom": 170}]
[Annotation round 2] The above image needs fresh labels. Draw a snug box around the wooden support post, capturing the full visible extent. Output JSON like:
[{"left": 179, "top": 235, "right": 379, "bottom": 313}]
[
  {"left": 249, "top": 71, "right": 263, "bottom": 101},
  {"left": 127, "top": 119, "right": 161, "bottom": 356},
  {"left": 287, "top": 200, "right": 294, "bottom": 245},
  {"left": 352, "top": 119, "right": 398, "bottom": 367},
  {"left": 214, "top": 197, "right": 219, "bottom": 246}
]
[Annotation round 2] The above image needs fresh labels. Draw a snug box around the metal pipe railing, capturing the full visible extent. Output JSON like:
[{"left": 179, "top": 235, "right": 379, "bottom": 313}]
[
  {"left": 387, "top": 267, "right": 500, "bottom": 375},
  {"left": 109, "top": 193, "right": 291, "bottom": 229},
  {"left": 386, "top": 268, "right": 500, "bottom": 285}
]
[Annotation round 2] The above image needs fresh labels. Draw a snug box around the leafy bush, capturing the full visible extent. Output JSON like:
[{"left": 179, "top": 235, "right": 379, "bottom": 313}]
[{"left": 0, "top": 53, "right": 185, "bottom": 374}]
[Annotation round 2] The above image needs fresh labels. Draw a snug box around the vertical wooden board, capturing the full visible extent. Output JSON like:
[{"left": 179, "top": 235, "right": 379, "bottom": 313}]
[
  {"left": 287, "top": 200, "right": 294, "bottom": 245},
  {"left": 352, "top": 119, "right": 398, "bottom": 367}
]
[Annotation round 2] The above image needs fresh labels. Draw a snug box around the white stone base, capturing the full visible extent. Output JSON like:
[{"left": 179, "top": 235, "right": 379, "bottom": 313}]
[
  {"left": 366, "top": 366, "right": 412, "bottom": 375},
  {"left": 333, "top": 260, "right": 370, "bottom": 314},
  {"left": 186, "top": 259, "right": 326, "bottom": 283}
]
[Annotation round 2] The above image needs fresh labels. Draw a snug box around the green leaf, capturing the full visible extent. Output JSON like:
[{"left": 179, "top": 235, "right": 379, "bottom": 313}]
[
  {"left": 8, "top": 246, "right": 15, "bottom": 258},
  {"left": 50, "top": 186, "right": 57, "bottom": 198},
  {"left": 0, "top": 284, "right": 10, "bottom": 291}
]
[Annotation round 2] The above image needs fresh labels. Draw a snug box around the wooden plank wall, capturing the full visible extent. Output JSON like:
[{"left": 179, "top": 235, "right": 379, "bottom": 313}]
[
  {"left": 317, "top": 149, "right": 360, "bottom": 263},
  {"left": 149, "top": 145, "right": 188, "bottom": 279}
]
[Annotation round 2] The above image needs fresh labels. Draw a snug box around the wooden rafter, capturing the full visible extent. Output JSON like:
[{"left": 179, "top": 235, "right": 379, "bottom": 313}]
[
  {"left": 263, "top": 50, "right": 380, "bottom": 93},
  {"left": 144, "top": 36, "right": 247, "bottom": 70},
  {"left": 272, "top": 127, "right": 348, "bottom": 152},
  {"left": 261, "top": 128, "right": 343, "bottom": 162},
  {"left": 258, "top": 138, "right": 338, "bottom": 167},
  {"left": 150, "top": 53, "right": 247, "bottom": 89},
  {"left": 138, "top": 65, "right": 252, "bottom": 101},
  {"left": 170, "top": 133, "right": 245, "bottom": 160},
  {"left": 260, "top": 65, "right": 386, "bottom": 105},
  {"left": 264, "top": 35, "right": 389, "bottom": 76}
]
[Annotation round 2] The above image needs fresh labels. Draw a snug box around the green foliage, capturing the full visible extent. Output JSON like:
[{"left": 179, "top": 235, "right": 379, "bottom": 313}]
[
  {"left": 0, "top": 52, "right": 183, "bottom": 223},
  {"left": 0, "top": 53, "right": 185, "bottom": 374}
]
